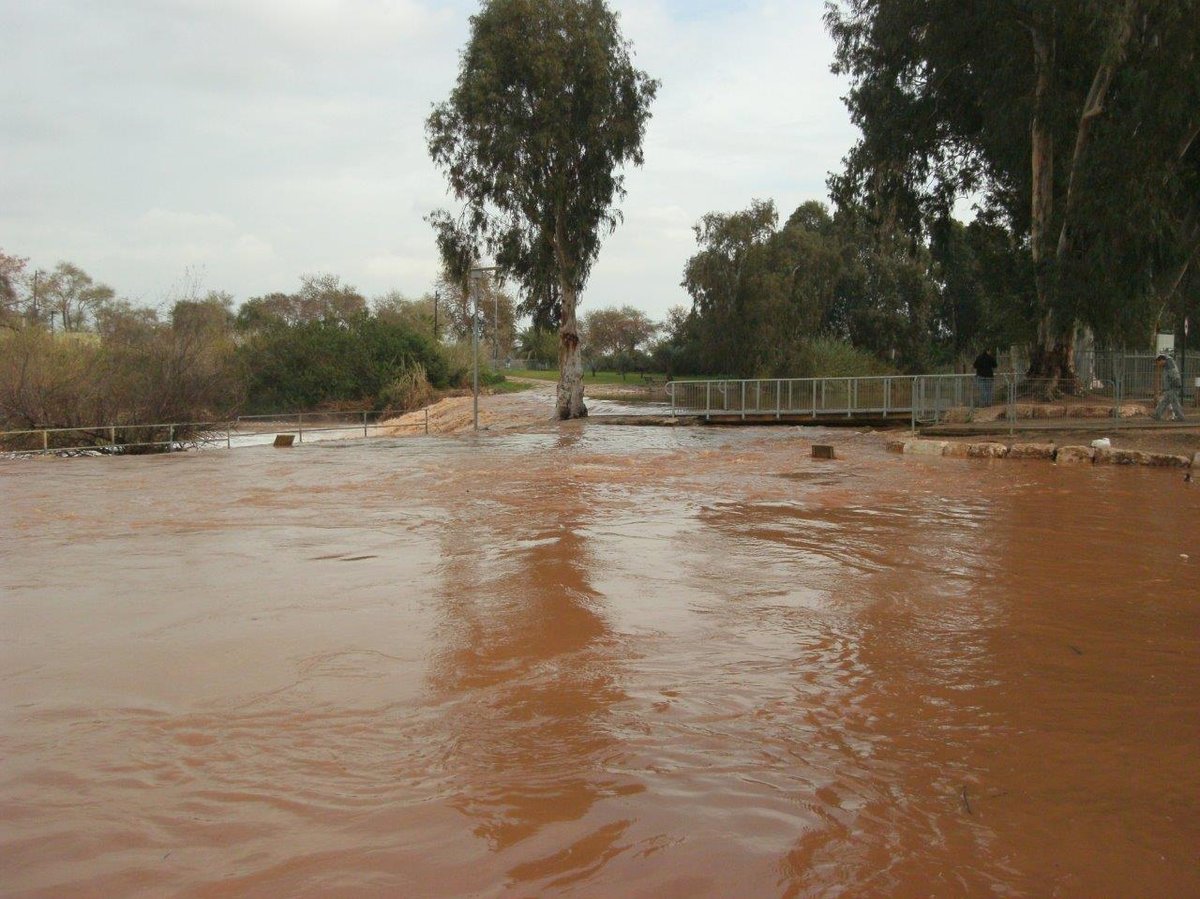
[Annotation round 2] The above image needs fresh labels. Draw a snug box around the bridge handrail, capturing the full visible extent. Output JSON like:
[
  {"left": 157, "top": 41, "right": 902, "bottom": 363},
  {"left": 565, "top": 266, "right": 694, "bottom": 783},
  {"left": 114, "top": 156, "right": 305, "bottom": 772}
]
[{"left": 666, "top": 373, "right": 996, "bottom": 425}]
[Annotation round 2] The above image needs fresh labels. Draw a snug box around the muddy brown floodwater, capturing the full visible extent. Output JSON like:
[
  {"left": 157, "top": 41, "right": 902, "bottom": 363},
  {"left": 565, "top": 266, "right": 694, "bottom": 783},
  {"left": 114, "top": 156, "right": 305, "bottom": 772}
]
[{"left": 2, "top": 425, "right": 1198, "bottom": 897}]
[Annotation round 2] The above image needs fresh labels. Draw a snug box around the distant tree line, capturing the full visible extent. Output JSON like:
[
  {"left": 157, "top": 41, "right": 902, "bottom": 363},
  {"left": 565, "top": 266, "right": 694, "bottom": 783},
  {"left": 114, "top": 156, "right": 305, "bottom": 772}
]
[
  {"left": 0, "top": 254, "right": 512, "bottom": 441},
  {"left": 654, "top": 198, "right": 1033, "bottom": 378}
]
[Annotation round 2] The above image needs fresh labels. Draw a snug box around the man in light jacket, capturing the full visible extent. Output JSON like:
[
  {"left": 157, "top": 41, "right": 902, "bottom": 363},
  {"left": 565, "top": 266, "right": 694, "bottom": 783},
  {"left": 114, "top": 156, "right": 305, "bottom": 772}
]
[{"left": 1152, "top": 353, "right": 1186, "bottom": 421}]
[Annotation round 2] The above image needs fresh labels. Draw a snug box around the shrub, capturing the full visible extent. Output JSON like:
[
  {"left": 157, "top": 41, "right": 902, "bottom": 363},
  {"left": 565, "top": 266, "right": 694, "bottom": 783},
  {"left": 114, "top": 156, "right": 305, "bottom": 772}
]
[
  {"left": 379, "top": 363, "right": 433, "bottom": 413},
  {"left": 239, "top": 314, "right": 451, "bottom": 411},
  {"left": 782, "top": 337, "right": 894, "bottom": 379},
  {"left": 0, "top": 319, "right": 243, "bottom": 452}
]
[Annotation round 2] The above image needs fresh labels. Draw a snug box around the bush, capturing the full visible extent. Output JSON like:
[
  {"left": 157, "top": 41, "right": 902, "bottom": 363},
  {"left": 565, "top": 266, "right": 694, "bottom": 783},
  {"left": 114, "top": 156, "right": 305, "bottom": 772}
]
[
  {"left": 781, "top": 337, "right": 894, "bottom": 379},
  {"left": 239, "top": 314, "right": 450, "bottom": 411},
  {"left": 0, "top": 319, "right": 243, "bottom": 452},
  {"left": 379, "top": 363, "right": 433, "bottom": 413},
  {"left": 438, "top": 340, "right": 505, "bottom": 388}
]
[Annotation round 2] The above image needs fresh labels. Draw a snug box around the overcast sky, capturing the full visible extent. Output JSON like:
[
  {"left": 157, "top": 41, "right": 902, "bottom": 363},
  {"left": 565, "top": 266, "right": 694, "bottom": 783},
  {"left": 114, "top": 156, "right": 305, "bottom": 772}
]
[{"left": 1, "top": 0, "right": 858, "bottom": 319}]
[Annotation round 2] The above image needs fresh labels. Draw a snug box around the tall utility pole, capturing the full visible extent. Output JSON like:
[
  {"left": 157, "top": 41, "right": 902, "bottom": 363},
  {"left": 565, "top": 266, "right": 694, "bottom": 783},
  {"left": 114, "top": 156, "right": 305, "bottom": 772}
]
[{"left": 469, "top": 265, "right": 498, "bottom": 432}]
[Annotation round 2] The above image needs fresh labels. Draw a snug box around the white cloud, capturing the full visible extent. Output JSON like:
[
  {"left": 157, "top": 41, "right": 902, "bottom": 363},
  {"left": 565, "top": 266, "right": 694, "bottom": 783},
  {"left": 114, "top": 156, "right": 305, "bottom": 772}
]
[{"left": 0, "top": 0, "right": 856, "bottom": 319}]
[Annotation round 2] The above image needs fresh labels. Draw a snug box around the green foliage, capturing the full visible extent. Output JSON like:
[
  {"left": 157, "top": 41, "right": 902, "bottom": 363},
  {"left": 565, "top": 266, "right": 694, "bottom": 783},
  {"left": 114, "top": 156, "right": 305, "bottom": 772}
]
[
  {"left": 789, "top": 336, "right": 893, "bottom": 379},
  {"left": 239, "top": 314, "right": 451, "bottom": 412},
  {"left": 675, "top": 195, "right": 1039, "bottom": 375},
  {"left": 581, "top": 305, "right": 657, "bottom": 375},
  {"left": 826, "top": 0, "right": 1200, "bottom": 366},
  {"left": 237, "top": 274, "right": 366, "bottom": 331},
  {"left": 0, "top": 312, "right": 243, "bottom": 437},
  {"left": 426, "top": 0, "right": 658, "bottom": 417},
  {"left": 32, "top": 262, "right": 116, "bottom": 332},
  {"left": 680, "top": 199, "right": 941, "bottom": 375},
  {"left": 378, "top": 363, "right": 433, "bottom": 414},
  {"left": 516, "top": 326, "right": 560, "bottom": 367}
]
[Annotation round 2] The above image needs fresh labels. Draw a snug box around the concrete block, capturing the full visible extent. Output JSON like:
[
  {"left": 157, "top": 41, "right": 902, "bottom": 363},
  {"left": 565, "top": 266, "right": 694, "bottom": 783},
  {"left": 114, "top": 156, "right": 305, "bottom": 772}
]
[
  {"left": 1140, "top": 452, "right": 1191, "bottom": 468},
  {"left": 967, "top": 442, "right": 1009, "bottom": 458},
  {"left": 1031, "top": 405, "right": 1067, "bottom": 419},
  {"left": 1094, "top": 447, "right": 1140, "bottom": 465},
  {"left": 1055, "top": 445, "right": 1095, "bottom": 464},
  {"left": 885, "top": 438, "right": 907, "bottom": 454},
  {"left": 905, "top": 439, "right": 949, "bottom": 456},
  {"left": 273, "top": 434, "right": 296, "bottom": 447},
  {"left": 1008, "top": 443, "right": 1056, "bottom": 460},
  {"left": 942, "top": 441, "right": 970, "bottom": 458},
  {"left": 812, "top": 444, "right": 836, "bottom": 460}
]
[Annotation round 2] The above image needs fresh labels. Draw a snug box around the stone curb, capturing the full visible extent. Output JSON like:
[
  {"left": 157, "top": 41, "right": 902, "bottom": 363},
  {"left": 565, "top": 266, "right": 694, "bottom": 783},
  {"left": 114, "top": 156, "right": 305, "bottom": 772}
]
[{"left": 889, "top": 438, "right": 1194, "bottom": 469}]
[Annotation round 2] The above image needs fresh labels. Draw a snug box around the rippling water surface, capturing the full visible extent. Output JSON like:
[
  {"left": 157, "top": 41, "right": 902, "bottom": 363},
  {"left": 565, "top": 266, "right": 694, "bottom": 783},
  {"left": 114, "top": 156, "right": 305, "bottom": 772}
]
[{"left": 2, "top": 426, "right": 1197, "bottom": 897}]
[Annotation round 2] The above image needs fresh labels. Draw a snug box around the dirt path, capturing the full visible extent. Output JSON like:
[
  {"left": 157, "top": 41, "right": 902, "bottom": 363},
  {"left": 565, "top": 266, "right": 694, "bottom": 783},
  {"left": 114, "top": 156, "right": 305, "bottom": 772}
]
[{"left": 382, "top": 382, "right": 557, "bottom": 435}]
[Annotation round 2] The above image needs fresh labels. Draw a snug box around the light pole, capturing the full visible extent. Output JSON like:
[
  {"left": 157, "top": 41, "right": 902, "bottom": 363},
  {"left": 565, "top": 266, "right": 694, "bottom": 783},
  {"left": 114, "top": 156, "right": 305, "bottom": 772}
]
[{"left": 469, "top": 265, "right": 498, "bottom": 432}]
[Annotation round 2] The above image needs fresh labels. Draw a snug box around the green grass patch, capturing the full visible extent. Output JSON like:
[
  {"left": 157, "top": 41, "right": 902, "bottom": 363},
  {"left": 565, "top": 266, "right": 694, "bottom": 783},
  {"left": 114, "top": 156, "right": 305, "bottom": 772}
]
[{"left": 488, "top": 379, "right": 541, "bottom": 394}]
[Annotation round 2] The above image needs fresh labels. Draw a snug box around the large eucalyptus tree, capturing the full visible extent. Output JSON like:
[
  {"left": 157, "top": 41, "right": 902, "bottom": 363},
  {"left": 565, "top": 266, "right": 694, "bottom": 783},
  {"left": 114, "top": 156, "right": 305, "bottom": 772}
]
[
  {"left": 827, "top": 0, "right": 1200, "bottom": 386},
  {"left": 427, "top": 0, "right": 658, "bottom": 418}
]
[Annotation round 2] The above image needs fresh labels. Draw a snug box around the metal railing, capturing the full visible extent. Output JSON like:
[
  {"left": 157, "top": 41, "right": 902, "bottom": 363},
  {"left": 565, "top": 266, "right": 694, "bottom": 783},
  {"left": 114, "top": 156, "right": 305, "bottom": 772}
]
[
  {"left": 0, "top": 409, "right": 395, "bottom": 456},
  {"left": 666, "top": 375, "right": 976, "bottom": 427},
  {"left": 665, "top": 373, "right": 1184, "bottom": 430}
]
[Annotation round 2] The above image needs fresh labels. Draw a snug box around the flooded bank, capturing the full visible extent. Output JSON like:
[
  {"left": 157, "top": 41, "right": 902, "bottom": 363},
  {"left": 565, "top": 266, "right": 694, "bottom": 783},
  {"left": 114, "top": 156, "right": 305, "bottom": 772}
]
[{"left": 2, "top": 426, "right": 1197, "bottom": 897}]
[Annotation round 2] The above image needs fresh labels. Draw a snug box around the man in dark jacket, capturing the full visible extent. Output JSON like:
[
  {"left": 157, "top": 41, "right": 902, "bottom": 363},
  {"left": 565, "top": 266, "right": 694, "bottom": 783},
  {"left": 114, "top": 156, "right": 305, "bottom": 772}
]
[
  {"left": 973, "top": 349, "right": 998, "bottom": 406},
  {"left": 1153, "top": 353, "right": 1186, "bottom": 421}
]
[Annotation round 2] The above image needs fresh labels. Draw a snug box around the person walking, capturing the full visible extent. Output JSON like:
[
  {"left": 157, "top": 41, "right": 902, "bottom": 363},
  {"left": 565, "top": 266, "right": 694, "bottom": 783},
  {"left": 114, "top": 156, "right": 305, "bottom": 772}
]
[
  {"left": 1153, "top": 353, "right": 1186, "bottom": 421},
  {"left": 973, "top": 348, "right": 998, "bottom": 407}
]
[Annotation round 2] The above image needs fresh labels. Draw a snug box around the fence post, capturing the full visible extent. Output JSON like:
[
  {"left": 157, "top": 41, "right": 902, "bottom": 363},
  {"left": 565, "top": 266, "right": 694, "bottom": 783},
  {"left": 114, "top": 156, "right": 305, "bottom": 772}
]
[
  {"left": 670, "top": 383, "right": 676, "bottom": 418},
  {"left": 705, "top": 381, "right": 711, "bottom": 419},
  {"left": 110, "top": 426, "right": 116, "bottom": 445},
  {"left": 741, "top": 381, "right": 746, "bottom": 420},
  {"left": 298, "top": 412, "right": 304, "bottom": 444},
  {"left": 42, "top": 429, "right": 48, "bottom": 451},
  {"left": 363, "top": 410, "right": 368, "bottom": 438},
  {"left": 788, "top": 380, "right": 793, "bottom": 412},
  {"left": 1008, "top": 375, "right": 1015, "bottom": 436},
  {"left": 227, "top": 426, "right": 232, "bottom": 449},
  {"left": 168, "top": 424, "right": 175, "bottom": 452},
  {"left": 812, "top": 380, "right": 817, "bottom": 418}
]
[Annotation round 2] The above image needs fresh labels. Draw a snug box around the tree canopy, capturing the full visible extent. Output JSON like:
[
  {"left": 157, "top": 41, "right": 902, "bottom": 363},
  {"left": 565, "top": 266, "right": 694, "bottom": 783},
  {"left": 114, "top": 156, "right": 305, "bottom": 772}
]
[
  {"left": 826, "top": 0, "right": 1200, "bottom": 384},
  {"left": 427, "top": 0, "right": 658, "bottom": 417}
]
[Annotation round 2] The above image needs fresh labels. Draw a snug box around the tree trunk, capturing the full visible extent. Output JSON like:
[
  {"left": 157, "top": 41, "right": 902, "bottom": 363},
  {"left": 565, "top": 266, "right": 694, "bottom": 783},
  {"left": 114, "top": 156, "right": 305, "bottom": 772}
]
[
  {"left": 552, "top": 208, "right": 587, "bottom": 420},
  {"left": 1026, "top": 23, "right": 1076, "bottom": 389},
  {"left": 556, "top": 280, "right": 587, "bottom": 419}
]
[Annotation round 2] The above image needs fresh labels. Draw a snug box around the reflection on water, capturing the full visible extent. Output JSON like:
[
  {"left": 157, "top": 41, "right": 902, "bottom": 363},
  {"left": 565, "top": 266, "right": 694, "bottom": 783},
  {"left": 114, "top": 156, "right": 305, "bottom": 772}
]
[
  {"left": 429, "top": 463, "right": 638, "bottom": 877},
  {"left": 1, "top": 426, "right": 1197, "bottom": 896}
]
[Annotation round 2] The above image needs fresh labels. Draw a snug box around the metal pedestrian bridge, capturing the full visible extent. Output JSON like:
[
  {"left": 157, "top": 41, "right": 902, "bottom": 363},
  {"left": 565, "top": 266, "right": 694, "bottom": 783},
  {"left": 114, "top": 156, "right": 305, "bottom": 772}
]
[{"left": 665, "top": 375, "right": 989, "bottom": 425}]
